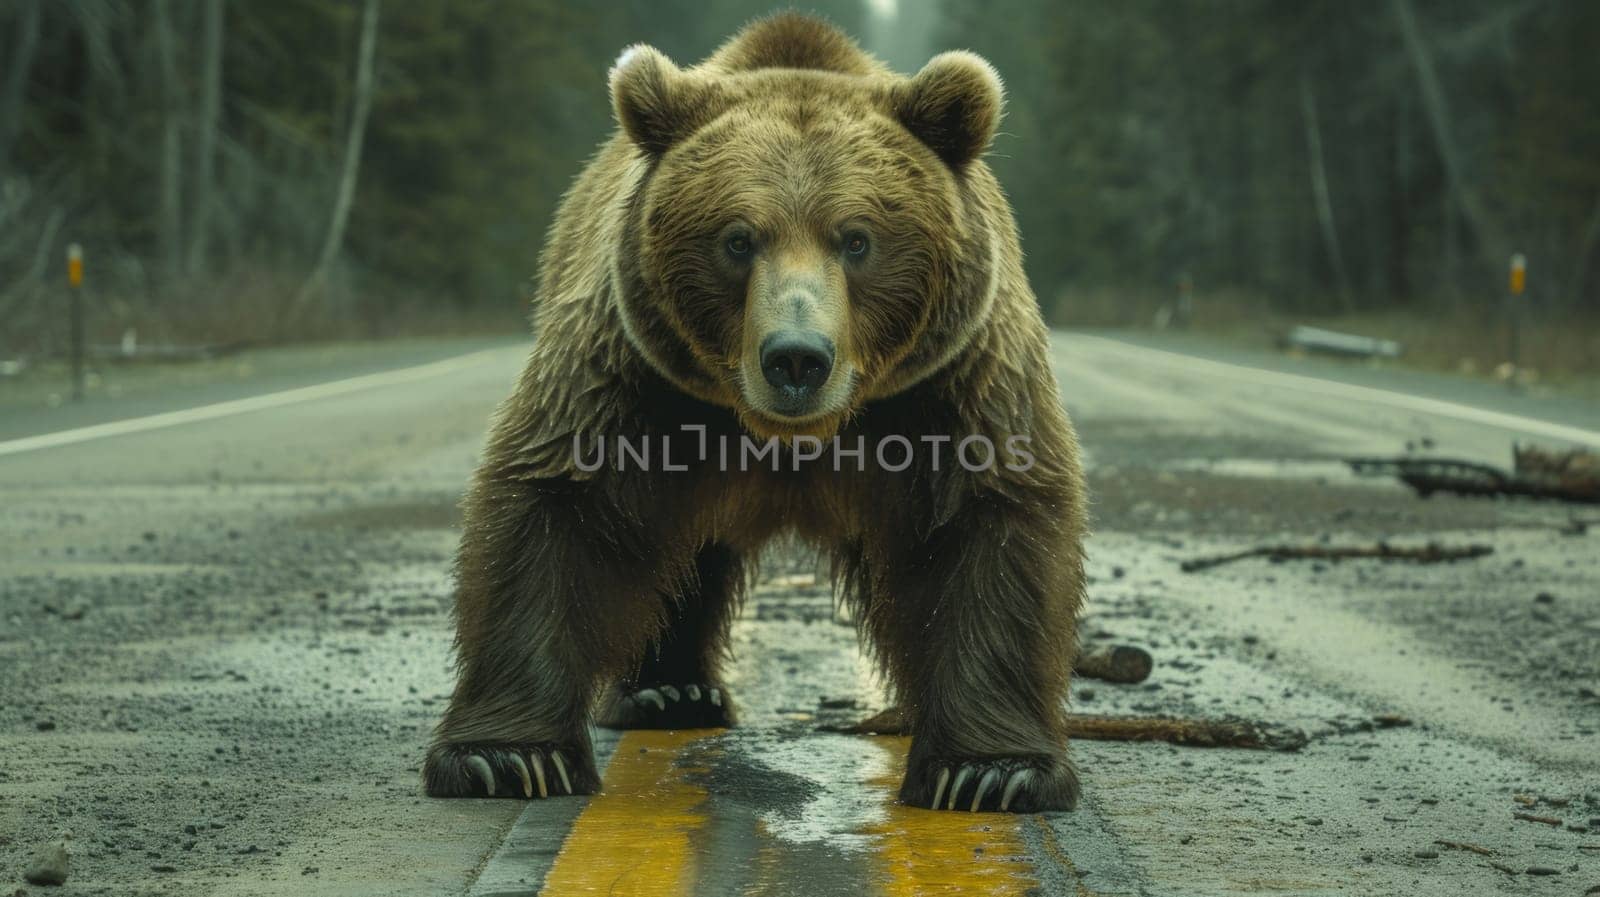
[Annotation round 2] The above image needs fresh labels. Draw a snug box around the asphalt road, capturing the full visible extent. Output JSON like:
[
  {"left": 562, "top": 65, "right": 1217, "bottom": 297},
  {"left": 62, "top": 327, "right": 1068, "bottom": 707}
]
[{"left": 1, "top": 331, "right": 1596, "bottom": 896}]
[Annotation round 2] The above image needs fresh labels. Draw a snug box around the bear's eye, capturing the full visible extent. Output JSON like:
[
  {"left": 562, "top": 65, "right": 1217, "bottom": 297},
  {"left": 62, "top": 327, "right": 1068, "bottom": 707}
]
[
  {"left": 844, "top": 232, "right": 870, "bottom": 257},
  {"left": 726, "top": 234, "right": 752, "bottom": 257}
]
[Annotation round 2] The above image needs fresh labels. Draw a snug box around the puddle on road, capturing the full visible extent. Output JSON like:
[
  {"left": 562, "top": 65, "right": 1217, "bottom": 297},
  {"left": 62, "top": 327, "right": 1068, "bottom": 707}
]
[{"left": 544, "top": 729, "right": 1053, "bottom": 897}]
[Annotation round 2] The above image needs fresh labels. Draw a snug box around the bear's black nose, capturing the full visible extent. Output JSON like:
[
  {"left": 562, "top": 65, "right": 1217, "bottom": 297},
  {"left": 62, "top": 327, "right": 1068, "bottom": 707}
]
[{"left": 760, "top": 330, "right": 834, "bottom": 398}]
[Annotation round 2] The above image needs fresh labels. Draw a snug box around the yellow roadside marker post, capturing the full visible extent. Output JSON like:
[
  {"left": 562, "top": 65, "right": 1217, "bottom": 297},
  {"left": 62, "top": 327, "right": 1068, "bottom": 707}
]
[
  {"left": 1508, "top": 252, "right": 1526, "bottom": 391},
  {"left": 67, "top": 243, "right": 85, "bottom": 401}
]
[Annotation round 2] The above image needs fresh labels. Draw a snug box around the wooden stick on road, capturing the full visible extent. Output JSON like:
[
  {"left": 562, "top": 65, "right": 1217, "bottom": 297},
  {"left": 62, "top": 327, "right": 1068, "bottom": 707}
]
[
  {"left": 827, "top": 707, "right": 1309, "bottom": 752},
  {"left": 1180, "top": 541, "right": 1492, "bottom": 573}
]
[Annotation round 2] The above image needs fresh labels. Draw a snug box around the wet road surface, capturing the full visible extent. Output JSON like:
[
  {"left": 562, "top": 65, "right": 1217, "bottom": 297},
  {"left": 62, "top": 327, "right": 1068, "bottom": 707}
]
[{"left": 1, "top": 331, "right": 1596, "bottom": 896}]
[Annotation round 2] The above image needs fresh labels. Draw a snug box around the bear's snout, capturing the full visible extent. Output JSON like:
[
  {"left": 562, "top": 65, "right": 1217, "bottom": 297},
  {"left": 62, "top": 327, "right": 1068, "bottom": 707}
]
[{"left": 759, "top": 330, "right": 835, "bottom": 407}]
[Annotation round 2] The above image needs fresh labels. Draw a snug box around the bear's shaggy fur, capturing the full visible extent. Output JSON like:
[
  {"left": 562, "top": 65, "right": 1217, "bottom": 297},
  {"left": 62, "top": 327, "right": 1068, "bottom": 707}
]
[{"left": 423, "top": 13, "right": 1088, "bottom": 813}]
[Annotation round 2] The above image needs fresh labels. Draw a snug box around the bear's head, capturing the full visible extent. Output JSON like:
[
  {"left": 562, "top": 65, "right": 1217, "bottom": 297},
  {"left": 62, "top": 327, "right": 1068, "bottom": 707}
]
[{"left": 609, "top": 27, "right": 1007, "bottom": 440}]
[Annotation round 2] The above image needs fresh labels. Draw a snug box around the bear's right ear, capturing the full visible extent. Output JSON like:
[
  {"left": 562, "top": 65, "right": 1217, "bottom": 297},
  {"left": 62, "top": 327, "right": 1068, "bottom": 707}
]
[{"left": 609, "top": 44, "right": 717, "bottom": 156}]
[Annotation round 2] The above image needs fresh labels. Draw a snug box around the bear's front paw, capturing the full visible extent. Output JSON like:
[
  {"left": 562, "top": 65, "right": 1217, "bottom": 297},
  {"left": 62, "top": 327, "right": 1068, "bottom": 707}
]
[
  {"left": 597, "top": 683, "right": 733, "bottom": 730},
  {"left": 900, "top": 755, "right": 1079, "bottom": 813},
  {"left": 423, "top": 742, "right": 598, "bottom": 799}
]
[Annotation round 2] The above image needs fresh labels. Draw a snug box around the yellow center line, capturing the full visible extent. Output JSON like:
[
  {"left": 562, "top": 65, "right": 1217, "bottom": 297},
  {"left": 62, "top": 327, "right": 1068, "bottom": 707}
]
[
  {"left": 538, "top": 730, "right": 715, "bottom": 897},
  {"left": 863, "top": 736, "right": 1042, "bottom": 896},
  {"left": 538, "top": 731, "right": 1079, "bottom": 896}
]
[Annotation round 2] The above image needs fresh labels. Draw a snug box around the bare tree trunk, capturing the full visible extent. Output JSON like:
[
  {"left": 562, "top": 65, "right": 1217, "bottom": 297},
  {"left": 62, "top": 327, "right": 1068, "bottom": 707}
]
[
  {"left": 288, "top": 0, "right": 380, "bottom": 323},
  {"left": 0, "top": 205, "right": 61, "bottom": 321},
  {"left": 0, "top": 0, "right": 42, "bottom": 172},
  {"left": 153, "top": 0, "right": 185, "bottom": 282},
  {"left": 1390, "top": 0, "right": 1508, "bottom": 275},
  {"left": 1571, "top": 192, "right": 1600, "bottom": 307},
  {"left": 1386, "top": 89, "right": 1413, "bottom": 300},
  {"left": 185, "top": 0, "right": 224, "bottom": 276},
  {"left": 1299, "top": 73, "right": 1353, "bottom": 311}
]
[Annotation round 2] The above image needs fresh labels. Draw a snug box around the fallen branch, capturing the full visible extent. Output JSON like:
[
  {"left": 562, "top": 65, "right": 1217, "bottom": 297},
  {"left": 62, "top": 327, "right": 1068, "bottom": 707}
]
[
  {"left": 1348, "top": 452, "right": 1600, "bottom": 504},
  {"left": 1181, "top": 541, "right": 1491, "bottom": 573},
  {"left": 1434, "top": 840, "right": 1494, "bottom": 856},
  {"left": 1512, "top": 811, "right": 1562, "bottom": 827},
  {"left": 824, "top": 706, "right": 1308, "bottom": 752},
  {"left": 1066, "top": 715, "right": 1308, "bottom": 751}
]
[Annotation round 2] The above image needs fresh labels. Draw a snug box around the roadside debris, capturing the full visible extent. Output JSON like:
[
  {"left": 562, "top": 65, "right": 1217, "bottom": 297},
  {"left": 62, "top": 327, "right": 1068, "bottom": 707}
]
[
  {"left": 1314, "top": 714, "right": 1412, "bottom": 737},
  {"left": 1073, "top": 644, "right": 1153, "bottom": 684},
  {"left": 1180, "top": 541, "right": 1492, "bottom": 573},
  {"left": 1064, "top": 714, "right": 1307, "bottom": 750},
  {"left": 1512, "top": 811, "right": 1563, "bottom": 827},
  {"left": 1347, "top": 445, "right": 1600, "bottom": 504},
  {"left": 826, "top": 706, "right": 1308, "bottom": 752},
  {"left": 23, "top": 840, "right": 69, "bottom": 886},
  {"left": 1433, "top": 840, "right": 1494, "bottom": 856},
  {"left": 1283, "top": 325, "right": 1402, "bottom": 359}
]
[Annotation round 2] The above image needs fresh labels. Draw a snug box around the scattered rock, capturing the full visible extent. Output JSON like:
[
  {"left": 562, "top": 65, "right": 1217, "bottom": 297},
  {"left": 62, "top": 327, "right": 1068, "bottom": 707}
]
[{"left": 23, "top": 841, "right": 69, "bottom": 886}]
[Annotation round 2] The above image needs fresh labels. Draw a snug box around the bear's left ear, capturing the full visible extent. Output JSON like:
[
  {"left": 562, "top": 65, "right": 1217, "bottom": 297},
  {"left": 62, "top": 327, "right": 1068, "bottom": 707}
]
[
  {"left": 891, "top": 51, "right": 1004, "bottom": 170},
  {"left": 609, "top": 44, "right": 718, "bottom": 156}
]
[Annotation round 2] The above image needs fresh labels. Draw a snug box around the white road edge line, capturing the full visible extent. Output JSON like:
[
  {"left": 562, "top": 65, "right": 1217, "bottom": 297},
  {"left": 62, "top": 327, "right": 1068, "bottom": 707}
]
[
  {"left": 1065, "top": 332, "right": 1600, "bottom": 449},
  {"left": 0, "top": 347, "right": 515, "bottom": 458}
]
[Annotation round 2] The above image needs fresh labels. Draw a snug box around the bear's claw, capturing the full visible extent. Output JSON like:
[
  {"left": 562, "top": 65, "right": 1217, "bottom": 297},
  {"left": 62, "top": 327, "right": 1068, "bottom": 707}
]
[
  {"left": 425, "top": 742, "right": 597, "bottom": 799},
  {"left": 906, "top": 755, "right": 1076, "bottom": 813},
  {"left": 598, "top": 683, "right": 732, "bottom": 730}
]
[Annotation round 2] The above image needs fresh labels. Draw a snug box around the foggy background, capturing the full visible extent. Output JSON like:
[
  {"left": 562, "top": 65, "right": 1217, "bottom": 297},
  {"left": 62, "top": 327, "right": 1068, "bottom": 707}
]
[{"left": 1, "top": 0, "right": 1596, "bottom": 374}]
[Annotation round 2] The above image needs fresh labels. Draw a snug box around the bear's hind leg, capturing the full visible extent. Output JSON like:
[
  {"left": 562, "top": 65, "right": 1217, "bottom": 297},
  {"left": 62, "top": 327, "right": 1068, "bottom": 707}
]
[{"left": 597, "top": 543, "right": 742, "bottom": 730}]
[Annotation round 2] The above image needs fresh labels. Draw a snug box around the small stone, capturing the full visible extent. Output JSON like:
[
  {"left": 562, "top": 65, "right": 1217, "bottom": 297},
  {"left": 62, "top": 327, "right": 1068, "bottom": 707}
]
[
  {"left": 24, "top": 841, "right": 69, "bottom": 885},
  {"left": 1525, "top": 866, "right": 1559, "bottom": 876}
]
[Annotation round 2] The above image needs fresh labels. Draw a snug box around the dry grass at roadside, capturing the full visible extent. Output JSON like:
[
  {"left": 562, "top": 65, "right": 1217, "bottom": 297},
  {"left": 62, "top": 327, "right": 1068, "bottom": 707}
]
[{"left": 0, "top": 265, "right": 526, "bottom": 361}]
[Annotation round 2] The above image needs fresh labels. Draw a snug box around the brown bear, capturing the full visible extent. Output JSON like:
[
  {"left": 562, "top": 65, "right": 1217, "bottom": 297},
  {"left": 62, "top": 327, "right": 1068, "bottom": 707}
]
[{"left": 423, "top": 13, "right": 1087, "bottom": 813}]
